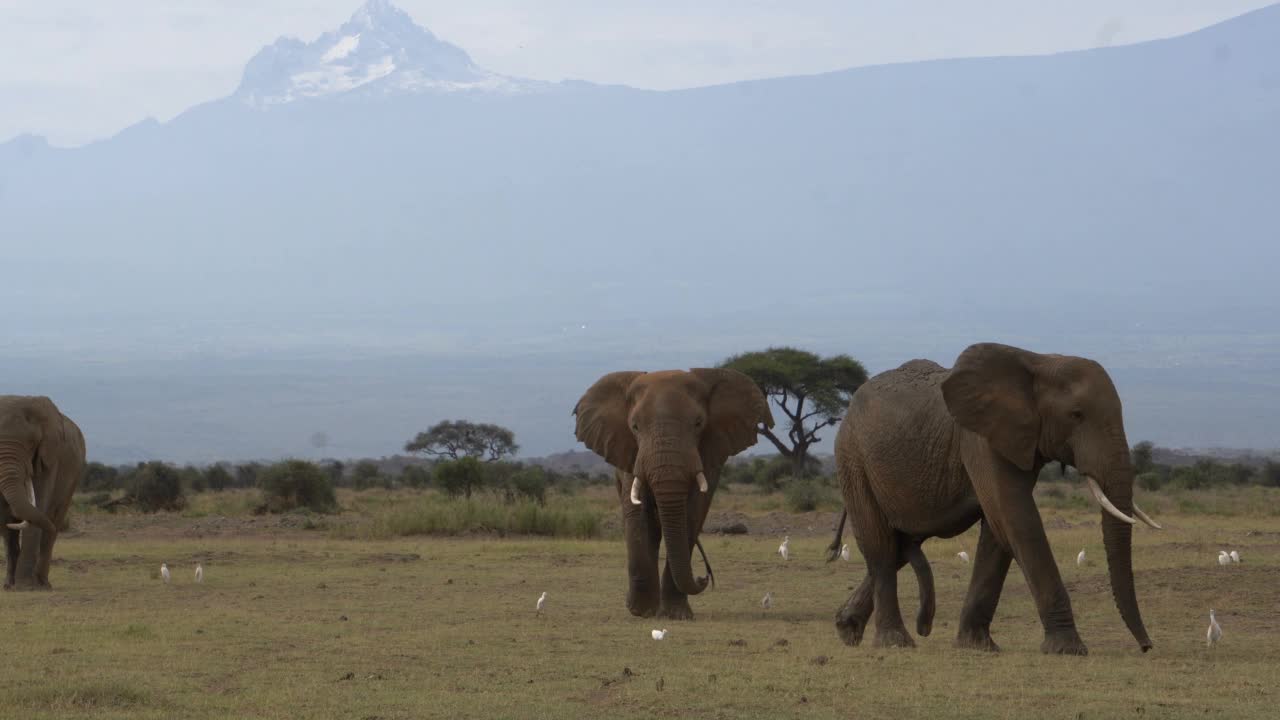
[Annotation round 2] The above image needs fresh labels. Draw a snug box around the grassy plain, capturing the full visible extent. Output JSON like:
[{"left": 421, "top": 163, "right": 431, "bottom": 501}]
[{"left": 3, "top": 485, "right": 1279, "bottom": 719}]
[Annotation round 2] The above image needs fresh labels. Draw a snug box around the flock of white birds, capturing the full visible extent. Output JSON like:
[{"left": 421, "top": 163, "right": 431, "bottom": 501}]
[{"left": 158, "top": 562, "right": 202, "bottom": 584}]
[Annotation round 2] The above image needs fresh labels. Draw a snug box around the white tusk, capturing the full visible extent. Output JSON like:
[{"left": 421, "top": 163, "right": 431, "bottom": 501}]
[
  {"left": 6, "top": 522, "right": 27, "bottom": 530},
  {"left": 1085, "top": 476, "right": 1136, "bottom": 525},
  {"left": 630, "top": 476, "right": 643, "bottom": 505},
  {"left": 1132, "top": 502, "right": 1162, "bottom": 530},
  {"left": 27, "top": 480, "right": 36, "bottom": 507},
  {"left": 696, "top": 472, "right": 708, "bottom": 493}
]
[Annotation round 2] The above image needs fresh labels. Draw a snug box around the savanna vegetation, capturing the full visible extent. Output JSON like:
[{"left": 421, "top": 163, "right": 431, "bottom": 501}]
[{"left": 17, "top": 410, "right": 1280, "bottom": 718}]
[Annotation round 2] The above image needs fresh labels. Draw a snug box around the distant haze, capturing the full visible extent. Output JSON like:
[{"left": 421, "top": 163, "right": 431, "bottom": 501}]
[{"left": 2, "top": 1, "right": 1278, "bottom": 463}]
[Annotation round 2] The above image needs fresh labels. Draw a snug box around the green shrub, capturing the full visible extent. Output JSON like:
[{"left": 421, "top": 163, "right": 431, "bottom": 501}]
[
  {"left": 129, "top": 462, "right": 187, "bottom": 512},
  {"left": 435, "top": 457, "right": 485, "bottom": 499},
  {"left": 510, "top": 466, "right": 550, "bottom": 505},
  {"left": 783, "top": 476, "right": 836, "bottom": 512},
  {"left": 352, "top": 460, "right": 385, "bottom": 490},
  {"left": 1136, "top": 471, "right": 1164, "bottom": 491},
  {"left": 400, "top": 465, "right": 432, "bottom": 488},
  {"left": 350, "top": 495, "right": 604, "bottom": 539},
  {"left": 257, "top": 460, "right": 337, "bottom": 514},
  {"left": 204, "top": 465, "right": 233, "bottom": 491}
]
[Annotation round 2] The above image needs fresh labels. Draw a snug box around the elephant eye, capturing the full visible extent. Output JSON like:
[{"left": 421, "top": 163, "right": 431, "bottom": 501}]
[
  {"left": 1070, "top": 410, "right": 1084, "bottom": 422},
  {"left": 631, "top": 421, "right": 639, "bottom": 431},
  {"left": 694, "top": 417, "right": 704, "bottom": 428}
]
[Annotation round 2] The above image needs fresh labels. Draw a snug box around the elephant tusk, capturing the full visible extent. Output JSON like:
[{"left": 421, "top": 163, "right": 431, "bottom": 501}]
[
  {"left": 696, "top": 472, "right": 708, "bottom": 493},
  {"left": 1132, "top": 502, "right": 1162, "bottom": 530},
  {"left": 6, "top": 480, "right": 37, "bottom": 530},
  {"left": 630, "top": 476, "right": 643, "bottom": 505},
  {"left": 1085, "top": 476, "right": 1136, "bottom": 525}
]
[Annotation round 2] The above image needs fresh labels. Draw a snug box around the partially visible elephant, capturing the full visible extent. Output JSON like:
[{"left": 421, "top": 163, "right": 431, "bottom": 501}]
[
  {"left": 0, "top": 396, "right": 86, "bottom": 590},
  {"left": 834, "top": 344, "right": 1159, "bottom": 655},
  {"left": 574, "top": 369, "right": 773, "bottom": 619}
]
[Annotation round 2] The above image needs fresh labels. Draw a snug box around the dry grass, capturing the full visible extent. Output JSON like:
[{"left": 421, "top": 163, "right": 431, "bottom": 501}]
[{"left": 5, "top": 490, "right": 1279, "bottom": 719}]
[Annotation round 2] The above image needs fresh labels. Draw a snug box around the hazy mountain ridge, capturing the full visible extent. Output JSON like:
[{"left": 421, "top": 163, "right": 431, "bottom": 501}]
[{"left": 3, "top": 2, "right": 1279, "bottom": 462}]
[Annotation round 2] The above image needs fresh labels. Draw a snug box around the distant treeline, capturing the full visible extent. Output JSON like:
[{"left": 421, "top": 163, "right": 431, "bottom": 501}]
[{"left": 81, "top": 457, "right": 613, "bottom": 515}]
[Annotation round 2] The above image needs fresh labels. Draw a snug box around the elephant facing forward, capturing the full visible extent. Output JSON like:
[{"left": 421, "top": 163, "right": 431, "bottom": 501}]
[
  {"left": 835, "top": 344, "right": 1159, "bottom": 655},
  {"left": 0, "top": 396, "right": 86, "bottom": 590},
  {"left": 575, "top": 369, "right": 773, "bottom": 619}
]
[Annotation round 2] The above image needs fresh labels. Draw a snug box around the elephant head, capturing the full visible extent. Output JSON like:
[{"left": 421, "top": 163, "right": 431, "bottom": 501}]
[
  {"left": 942, "top": 343, "right": 1158, "bottom": 652},
  {"left": 574, "top": 369, "right": 773, "bottom": 596},
  {"left": 0, "top": 396, "right": 61, "bottom": 534}
]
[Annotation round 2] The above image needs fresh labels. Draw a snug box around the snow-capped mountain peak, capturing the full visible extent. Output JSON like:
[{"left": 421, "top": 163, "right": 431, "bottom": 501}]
[{"left": 234, "top": 0, "right": 542, "bottom": 105}]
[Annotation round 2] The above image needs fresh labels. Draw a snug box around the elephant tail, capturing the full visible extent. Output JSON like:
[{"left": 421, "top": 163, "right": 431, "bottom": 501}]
[
  {"left": 905, "top": 542, "right": 936, "bottom": 637},
  {"left": 825, "top": 510, "right": 847, "bottom": 562},
  {"left": 694, "top": 538, "right": 715, "bottom": 589}
]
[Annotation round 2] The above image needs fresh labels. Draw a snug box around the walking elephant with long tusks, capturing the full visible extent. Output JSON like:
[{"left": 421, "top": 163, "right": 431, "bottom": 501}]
[
  {"left": 834, "top": 343, "right": 1160, "bottom": 655},
  {"left": 574, "top": 369, "right": 773, "bottom": 619},
  {"left": 0, "top": 396, "right": 86, "bottom": 590}
]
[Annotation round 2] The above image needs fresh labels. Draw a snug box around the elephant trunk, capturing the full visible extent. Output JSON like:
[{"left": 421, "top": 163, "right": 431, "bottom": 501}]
[
  {"left": 0, "top": 451, "right": 54, "bottom": 534},
  {"left": 1098, "top": 471, "right": 1153, "bottom": 652},
  {"left": 651, "top": 464, "right": 707, "bottom": 596}
]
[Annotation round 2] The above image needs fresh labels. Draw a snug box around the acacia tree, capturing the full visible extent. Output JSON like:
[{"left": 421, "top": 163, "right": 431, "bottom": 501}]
[
  {"left": 719, "top": 347, "right": 868, "bottom": 476},
  {"left": 404, "top": 420, "right": 519, "bottom": 462}
]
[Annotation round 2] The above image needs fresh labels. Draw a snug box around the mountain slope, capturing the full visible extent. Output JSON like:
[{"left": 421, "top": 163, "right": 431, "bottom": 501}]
[{"left": 3, "top": 2, "right": 1279, "bottom": 461}]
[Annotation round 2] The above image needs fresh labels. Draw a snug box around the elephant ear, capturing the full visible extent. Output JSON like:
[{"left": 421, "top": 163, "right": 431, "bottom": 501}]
[
  {"left": 25, "top": 397, "right": 65, "bottom": 474},
  {"left": 690, "top": 368, "right": 775, "bottom": 469},
  {"left": 941, "top": 343, "right": 1041, "bottom": 472},
  {"left": 573, "top": 372, "right": 645, "bottom": 471}
]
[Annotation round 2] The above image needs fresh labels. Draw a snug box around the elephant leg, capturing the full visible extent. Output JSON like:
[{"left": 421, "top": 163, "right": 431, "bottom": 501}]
[
  {"left": 955, "top": 520, "right": 1012, "bottom": 651},
  {"left": 12, "top": 526, "right": 44, "bottom": 590},
  {"left": 34, "top": 526, "right": 57, "bottom": 588},
  {"left": 3, "top": 527, "right": 17, "bottom": 589},
  {"left": 835, "top": 574, "right": 875, "bottom": 646},
  {"left": 618, "top": 474, "right": 661, "bottom": 617},
  {"left": 904, "top": 541, "right": 935, "bottom": 637},
  {"left": 995, "top": 484, "right": 1086, "bottom": 655}
]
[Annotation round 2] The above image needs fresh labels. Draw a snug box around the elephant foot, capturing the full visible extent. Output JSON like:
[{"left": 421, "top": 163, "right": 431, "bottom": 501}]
[
  {"left": 872, "top": 626, "right": 916, "bottom": 649},
  {"left": 1041, "top": 631, "right": 1088, "bottom": 656},
  {"left": 835, "top": 615, "right": 867, "bottom": 647},
  {"left": 657, "top": 594, "right": 694, "bottom": 620},
  {"left": 955, "top": 625, "right": 1000, "bottom": 652},
  {"left": 627, "top": 588, "right": 660, "bottom": 618}
]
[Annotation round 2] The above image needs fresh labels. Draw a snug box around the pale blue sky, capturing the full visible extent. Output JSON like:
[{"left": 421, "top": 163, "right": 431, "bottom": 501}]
[{"left": 1, "top": 0, "right": 1274, "bottom": 145}]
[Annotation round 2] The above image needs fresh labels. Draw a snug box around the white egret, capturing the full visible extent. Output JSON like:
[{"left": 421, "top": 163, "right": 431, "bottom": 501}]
[
  {"left": 957, "top": 551, "right": 970, "bottom": 564},
  {"left": 1076, "top": 549, "right": 1086, "bottom": 566},
  {"left": 651, "top": 628, "right": 667, "bottom": 640},
  {"left": 1218, "top": 551, "right": 1231, "bottom": 566},
  {"left": 1230, "top": 550, "right": 1240, "bottom": 563},
  {"left": 778, "top": 536, "right": 790, "bottom": 561},
  {"left": 1206, "top": 609, "right": 1222, "bottom": 648},
  {"left": 194, "top": 563, "right": 203, "bottom": 584},
  {"left": 761, "top": 592, "right": 773, "bottom": 611},
  {"left": 536, "top": 591, "right": 548, "bottom": 614},
  {"left": 160, "top": 563, "right": 170, "bottom": 584},
  {"left": 840, "top": 543, "right": 851, "bottom": 562}
]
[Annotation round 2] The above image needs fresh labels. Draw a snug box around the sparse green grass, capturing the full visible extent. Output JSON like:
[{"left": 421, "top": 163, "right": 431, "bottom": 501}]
[
  {"left": 335, "top": 494, "right": 609, "bottom": 539},
  {"left": 8, "top": 489, "right": 1278, "bottom": 718}
]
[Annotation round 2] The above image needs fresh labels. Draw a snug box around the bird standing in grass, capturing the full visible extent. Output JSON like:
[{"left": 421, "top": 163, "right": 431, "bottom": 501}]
[
  {"left": 778, "top": 536, "right": 790, "bottom": 561},
  {"left": 1077, "top": 549, "right": 1086, "bottom": 566},
  {"left": 1207, "top": 609, "right": 1222, "bottom": 648},
  {"left": 840, "top": 543, "right": 850, "bottom": 562},
  {"left": 160, "top": 563, "right": 170, "bottom": 584},
  {"left": 651, "top": 628, "right": 667, "bottom": 640},
  {"left": 536, "top": 591, "right": 548, "bottom": 614},
  {"left": 194, "top": 563, "right": 203, "bottom": 584},
  {"left": 1230, "top": 550, "right": 1240, "bottom": 563},
  {"left": 957, "top": 551, "right": 970, "bottom": 564},
  {"left": 761, "top": 592, "right": 773, "bottom": 611},
  {"left": 1218, "top": 551, "right": 1231, "bottom": 566}
]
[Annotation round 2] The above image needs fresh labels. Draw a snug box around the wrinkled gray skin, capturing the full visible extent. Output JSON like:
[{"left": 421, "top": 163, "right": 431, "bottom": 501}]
[
  {"left": 834, "top": 343, "right": 1155, "bottom": 655},
  {"left": 575, "top": 369, "right": 773, "bottom": 619},
  {"left": 0, "top": 396, "right": 86, "bottom": 591}
]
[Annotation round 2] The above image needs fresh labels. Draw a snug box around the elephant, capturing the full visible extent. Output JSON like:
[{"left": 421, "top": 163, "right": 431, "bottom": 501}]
[
  {"left": 574, "top": 368, "right": 773, "bottom": 619},
  {"left": 0, "top": 396, "right": 86, "bottom": 590},
  {"left": 833, "top": 343, "right": 1159, "bottom": 655}
]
